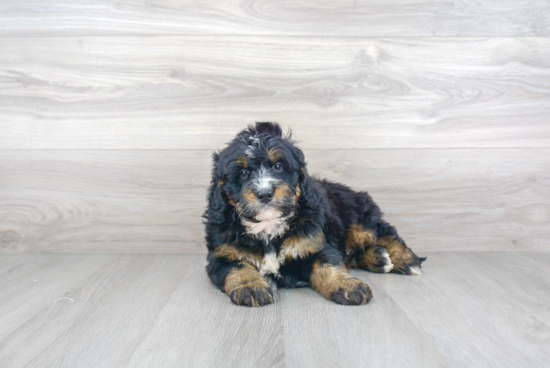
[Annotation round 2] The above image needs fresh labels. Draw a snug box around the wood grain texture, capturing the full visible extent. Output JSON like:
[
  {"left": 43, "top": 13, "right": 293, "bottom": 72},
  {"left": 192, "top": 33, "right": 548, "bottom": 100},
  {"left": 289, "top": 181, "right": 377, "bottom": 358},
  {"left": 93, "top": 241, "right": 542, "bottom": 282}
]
[
  {"left": 127, "top": 255, "right": 284, "bottom": 368},
  {"left": 0, "top": 254, "right": 184, "bottom": 368},
  {"left": 380, "top": 253, "right": 550, "bottom": 367},
  {"left": 0, "top": 254, "right": 115, "bottom": 340},
  {"left": 1, "top": 148, "right": 548, "bottom": 253},
  {"left": 0, "top": 254, "right": 284, "bottom": 368},
  {"left": 0, "top": 150, "right": 208, "bottom": 253},
  {"left": 0, "top": 253, "right": 549, "bottom": 367},
  {"left": 279, "top": 275, "right": 452, "bottom": 367},
  {"left": 0, "top": 0, "right": 549, "bottom": 37},
  {"left": 281, "top": 252, "right": 550, "bottom": 367},
  {"left": 1, "top": 36, "right": 550, "bottom": 149}
]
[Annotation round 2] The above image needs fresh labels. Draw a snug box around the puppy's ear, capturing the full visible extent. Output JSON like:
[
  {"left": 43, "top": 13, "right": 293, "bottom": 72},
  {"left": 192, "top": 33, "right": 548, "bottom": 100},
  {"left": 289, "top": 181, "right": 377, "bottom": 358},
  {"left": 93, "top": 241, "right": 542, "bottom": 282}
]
[
  {"left": 206, "top": 152, "right": 227, "bottom": 225},
  {"left": 299, "top": 167, "right": 322, "bottom": 210},
  {"left": 286, "top": 141, "right": 322, "bottom": 210}
]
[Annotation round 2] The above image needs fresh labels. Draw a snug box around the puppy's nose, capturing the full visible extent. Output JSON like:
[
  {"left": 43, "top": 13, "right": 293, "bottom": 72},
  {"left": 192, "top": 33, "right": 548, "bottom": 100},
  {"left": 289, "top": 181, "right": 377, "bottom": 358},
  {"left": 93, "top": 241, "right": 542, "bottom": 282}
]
[{"left": 257, "top": 189, "right": 274, "bottom": 204}]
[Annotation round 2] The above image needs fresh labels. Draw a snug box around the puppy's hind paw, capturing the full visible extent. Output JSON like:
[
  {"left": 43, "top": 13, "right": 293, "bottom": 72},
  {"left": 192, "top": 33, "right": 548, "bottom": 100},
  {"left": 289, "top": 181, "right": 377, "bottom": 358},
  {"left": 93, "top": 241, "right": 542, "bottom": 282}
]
[
  {"left": 393, "top": 255, "right": 427, "bottom": 276},
  {"left": 359, "top": 246, "right": 394, "bottom": 273}
]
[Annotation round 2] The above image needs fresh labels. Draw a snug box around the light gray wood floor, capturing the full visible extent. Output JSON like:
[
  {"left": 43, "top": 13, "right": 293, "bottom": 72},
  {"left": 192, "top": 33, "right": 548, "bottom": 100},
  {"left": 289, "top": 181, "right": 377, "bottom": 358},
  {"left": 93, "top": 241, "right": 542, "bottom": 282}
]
[{"left": 0, "top": 252, "right": 548, "bottom": 368}]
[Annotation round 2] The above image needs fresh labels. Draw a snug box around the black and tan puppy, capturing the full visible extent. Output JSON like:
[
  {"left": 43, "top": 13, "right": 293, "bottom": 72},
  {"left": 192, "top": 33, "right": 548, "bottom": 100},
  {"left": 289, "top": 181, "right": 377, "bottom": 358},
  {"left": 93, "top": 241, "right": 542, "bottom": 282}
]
[{"left": 204, "top": 122, "right": 425, "bottom": 307}]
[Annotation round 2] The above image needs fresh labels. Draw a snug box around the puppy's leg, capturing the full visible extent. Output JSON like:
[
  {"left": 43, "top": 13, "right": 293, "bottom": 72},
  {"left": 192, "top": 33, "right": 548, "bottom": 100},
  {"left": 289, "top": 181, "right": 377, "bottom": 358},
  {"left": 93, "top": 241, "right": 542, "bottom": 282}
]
[
  {"left": 373, "top": 221, "right": 426, "bottom": 275},
  {"left": 309, "top": 260, "right": 372, "bottom": 305},
  {"left": 345, "top": 224, "right": 394, "bottom": 273},
  {"left": 357, "top": 245, "right": 395, "bottom": 273},
  {"left": 347, "top": 222, "right": 425, "bottom": 275},
  {"left": 375, "top": 236, "right": 426, "bottom": 275},
  {"left": 207, "top": 253, "right": 273, "bottom": 307}
]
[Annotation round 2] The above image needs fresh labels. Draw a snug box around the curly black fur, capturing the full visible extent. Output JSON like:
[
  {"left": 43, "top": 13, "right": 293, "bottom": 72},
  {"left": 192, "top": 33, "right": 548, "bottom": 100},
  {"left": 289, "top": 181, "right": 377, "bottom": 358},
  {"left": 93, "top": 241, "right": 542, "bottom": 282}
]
[{"left": 204, "top": 122, "right": 425, "bottom": 306}]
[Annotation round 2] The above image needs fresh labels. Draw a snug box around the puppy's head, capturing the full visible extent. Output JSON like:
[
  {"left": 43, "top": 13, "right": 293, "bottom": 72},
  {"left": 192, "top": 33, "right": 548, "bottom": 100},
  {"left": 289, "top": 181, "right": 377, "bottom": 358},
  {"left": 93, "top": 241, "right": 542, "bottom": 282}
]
[{"left": 207, "top": 122, "right": 306, "bottom": 224}]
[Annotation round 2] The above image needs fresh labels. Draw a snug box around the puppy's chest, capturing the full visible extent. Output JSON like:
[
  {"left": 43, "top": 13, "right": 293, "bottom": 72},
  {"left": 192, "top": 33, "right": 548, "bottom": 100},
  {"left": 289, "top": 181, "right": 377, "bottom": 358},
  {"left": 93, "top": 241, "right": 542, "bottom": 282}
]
[
  {"left": 241, "top": 216, "right": 289, "bottom": 243},
  {"left": 242, "top": 218, "right": 290, "bottom": 278}
]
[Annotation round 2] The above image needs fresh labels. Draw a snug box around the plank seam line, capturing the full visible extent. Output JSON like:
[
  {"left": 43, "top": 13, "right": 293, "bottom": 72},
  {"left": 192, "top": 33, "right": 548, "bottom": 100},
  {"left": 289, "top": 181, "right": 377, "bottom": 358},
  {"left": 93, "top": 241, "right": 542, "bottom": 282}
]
[
  {"left": 1, "top": 147, "right": 550, "bottom": 152},
  {"left": 1, "top": 35, "right": 549, "bottom": 39}
]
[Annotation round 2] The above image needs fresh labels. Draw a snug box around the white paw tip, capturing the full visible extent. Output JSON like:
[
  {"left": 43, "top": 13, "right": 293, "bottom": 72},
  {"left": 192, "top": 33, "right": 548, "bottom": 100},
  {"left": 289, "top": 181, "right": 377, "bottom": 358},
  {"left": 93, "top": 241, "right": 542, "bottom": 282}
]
[
  {"left": 380, "top": 250, "right": 393, "bottom": 273},
  {"left": 409, "top": 266, "right": 422, "bottom": 275},
  {"left": 382, "top": 262, "right": 394, "bottom": 273}
]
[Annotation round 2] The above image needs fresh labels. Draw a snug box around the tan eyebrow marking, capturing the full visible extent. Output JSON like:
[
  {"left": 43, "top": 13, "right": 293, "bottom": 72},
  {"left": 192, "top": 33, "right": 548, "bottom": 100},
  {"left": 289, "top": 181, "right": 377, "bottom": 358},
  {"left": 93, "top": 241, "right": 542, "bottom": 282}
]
[
  {"left": 267, "top": 148, "right": 283, "bottom": 163},
  {"left": 237, "top": 156, "right": 248, "bottom": 168}
]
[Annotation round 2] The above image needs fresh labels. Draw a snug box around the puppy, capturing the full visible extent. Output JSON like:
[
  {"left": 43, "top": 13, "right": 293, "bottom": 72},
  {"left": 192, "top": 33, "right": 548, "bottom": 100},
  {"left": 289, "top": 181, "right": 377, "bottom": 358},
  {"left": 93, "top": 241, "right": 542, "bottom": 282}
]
[{"left": 204, "top": 122, "right": 425, "bottom": 306}]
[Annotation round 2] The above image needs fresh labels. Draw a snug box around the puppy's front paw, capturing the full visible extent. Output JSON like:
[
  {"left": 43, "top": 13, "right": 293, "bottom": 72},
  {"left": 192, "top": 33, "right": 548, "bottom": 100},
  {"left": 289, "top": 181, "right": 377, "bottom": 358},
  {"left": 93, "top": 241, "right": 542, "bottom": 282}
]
[
  {"left": 225, "top": 262, "right": 274, "bottom": 307},
  {"left": 311, "top": 261, "right": 373, "bottom": 305},
  {"left": 331, "top": 279, "right": 373, "bottom": 306},
  {"left": 229, "top": 284, "right": 274, "bottom": 307}
]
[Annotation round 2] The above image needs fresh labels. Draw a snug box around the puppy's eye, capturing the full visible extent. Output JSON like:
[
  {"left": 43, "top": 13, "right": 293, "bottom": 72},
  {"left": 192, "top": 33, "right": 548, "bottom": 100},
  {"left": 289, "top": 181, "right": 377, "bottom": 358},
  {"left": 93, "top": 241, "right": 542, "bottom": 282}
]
[
  {"left": 240, "top": 169, "right": 249, "bottom": 178},
  {"left": 273, "top": 163, "right": 283, "bottom": 172}
]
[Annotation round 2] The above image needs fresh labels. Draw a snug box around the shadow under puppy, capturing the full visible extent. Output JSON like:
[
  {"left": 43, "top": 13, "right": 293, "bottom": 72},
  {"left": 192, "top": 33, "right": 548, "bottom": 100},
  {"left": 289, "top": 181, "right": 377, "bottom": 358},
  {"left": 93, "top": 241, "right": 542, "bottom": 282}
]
[{"left": 204, "top": 122, "right": 425, "bottom": 306}]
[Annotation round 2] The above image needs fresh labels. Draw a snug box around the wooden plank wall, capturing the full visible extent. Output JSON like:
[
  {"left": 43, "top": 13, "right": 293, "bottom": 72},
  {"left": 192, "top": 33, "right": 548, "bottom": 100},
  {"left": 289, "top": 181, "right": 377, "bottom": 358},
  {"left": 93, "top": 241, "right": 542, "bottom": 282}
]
[{"left": 0, "top": 1, "right": 549, "bottom": 253}]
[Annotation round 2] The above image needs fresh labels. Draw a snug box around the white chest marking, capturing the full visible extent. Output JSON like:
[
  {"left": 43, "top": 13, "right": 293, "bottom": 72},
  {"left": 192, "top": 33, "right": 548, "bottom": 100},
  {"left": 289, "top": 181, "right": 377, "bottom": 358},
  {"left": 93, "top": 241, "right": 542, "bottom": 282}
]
[
  {"left": 241, "top": 209, "right": 291, "bottom": 242},
  {"left": 259, "top": 252, "right": 280, "bottom": 277},
  {"left": 241, "top": 211, "right": 294, "bottom": 278}
]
